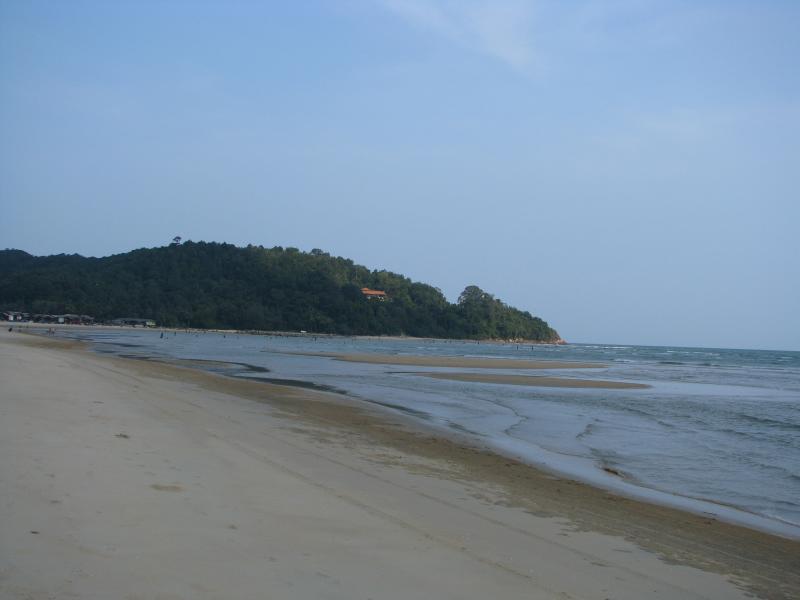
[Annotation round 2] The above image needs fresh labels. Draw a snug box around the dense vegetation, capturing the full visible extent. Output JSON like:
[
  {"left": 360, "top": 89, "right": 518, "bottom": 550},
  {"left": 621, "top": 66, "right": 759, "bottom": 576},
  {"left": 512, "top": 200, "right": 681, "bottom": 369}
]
[{"left": 0, "top": 242, "right": 561, "bottom": 341}]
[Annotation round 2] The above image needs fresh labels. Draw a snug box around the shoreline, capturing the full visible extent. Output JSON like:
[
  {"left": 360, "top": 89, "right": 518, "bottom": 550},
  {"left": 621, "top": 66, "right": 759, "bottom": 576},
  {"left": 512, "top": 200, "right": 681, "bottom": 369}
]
[
  {"left": 3, "top": 328, "right": 799, "bottom": 599},
  {"left": 17, "top": 324, "right": 800, "bottom": 539},
  {"left": 5, "top": 321, "right": 566, "bottom": 345},
  {"left": 124, "top": 354, "right": 800, "bottom": 538}
]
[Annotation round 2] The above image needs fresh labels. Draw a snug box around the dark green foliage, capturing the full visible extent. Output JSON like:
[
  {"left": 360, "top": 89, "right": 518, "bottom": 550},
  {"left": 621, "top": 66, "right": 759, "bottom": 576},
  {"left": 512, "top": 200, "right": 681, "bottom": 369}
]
[{"left": 0, "top": 243, "right": 560, "bottom": 341}]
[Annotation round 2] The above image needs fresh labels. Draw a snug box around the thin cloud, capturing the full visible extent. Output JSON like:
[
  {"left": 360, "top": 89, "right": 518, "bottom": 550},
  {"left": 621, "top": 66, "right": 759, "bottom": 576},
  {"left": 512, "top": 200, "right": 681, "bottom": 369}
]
[{"left": 380, "top": 0, "right": 537, "bottom": 70}]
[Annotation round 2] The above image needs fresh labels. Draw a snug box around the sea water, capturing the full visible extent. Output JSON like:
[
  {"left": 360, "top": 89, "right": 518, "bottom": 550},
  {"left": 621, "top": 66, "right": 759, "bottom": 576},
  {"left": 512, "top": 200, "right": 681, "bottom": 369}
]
[{"left": 49, "top": 328, "right": 800, "bottom": 537}]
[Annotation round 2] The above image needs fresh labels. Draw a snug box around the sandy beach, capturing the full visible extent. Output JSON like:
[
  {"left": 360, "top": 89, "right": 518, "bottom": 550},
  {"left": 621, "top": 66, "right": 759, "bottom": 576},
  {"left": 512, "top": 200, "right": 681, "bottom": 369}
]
[
  {"left": 1, "top": 330, "right": 798, "bottom": 599},
  {"left": 412, "top": 371, "right": 650, "bottom": 389},
  {"left": 301, "top": 351, "right": 607, "bottom": 370}
]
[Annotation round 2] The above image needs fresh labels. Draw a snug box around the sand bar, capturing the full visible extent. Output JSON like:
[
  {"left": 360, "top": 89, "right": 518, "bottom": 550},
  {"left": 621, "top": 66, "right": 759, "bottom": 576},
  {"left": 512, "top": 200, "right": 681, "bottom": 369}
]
[
  {"left": 304, "top": 351, "right": 607, "bottom": 369},
  {"left": 414, "top": 371, "right": 650, "bottom": 389},
  {"left": 2, "top": 330, "right": 798, "bottom": 599}
]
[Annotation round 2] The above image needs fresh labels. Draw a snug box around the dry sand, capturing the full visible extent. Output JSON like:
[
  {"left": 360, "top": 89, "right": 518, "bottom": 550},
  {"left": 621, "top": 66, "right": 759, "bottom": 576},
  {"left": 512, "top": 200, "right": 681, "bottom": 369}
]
[
  {"left": 413, "top": 371, "right": 650, "bottom": 389},
  {"left": 303, "top": 351, "right": 607, "bottom": 370},
  {"left": 1, "top": 330, "right": 798, "bottom": 600}
]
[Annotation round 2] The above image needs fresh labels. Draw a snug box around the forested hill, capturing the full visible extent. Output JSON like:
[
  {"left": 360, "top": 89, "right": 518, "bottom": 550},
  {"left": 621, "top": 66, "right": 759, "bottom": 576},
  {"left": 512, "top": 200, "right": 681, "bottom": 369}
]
[{"left": 0, "top": 242, "right": 561, "bottom": 341}]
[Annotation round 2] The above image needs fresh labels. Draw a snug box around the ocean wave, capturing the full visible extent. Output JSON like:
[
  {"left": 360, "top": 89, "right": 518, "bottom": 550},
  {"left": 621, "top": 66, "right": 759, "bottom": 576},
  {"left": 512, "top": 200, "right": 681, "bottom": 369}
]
[
  {"left": 575, "top": 421, "right": 597, "bottom": 441},
  {"left": 738, "top": 457, "right": 800, "bottom": 482},
  {"left": 737, "top": 413, "right": 800, "bottom": 431}
]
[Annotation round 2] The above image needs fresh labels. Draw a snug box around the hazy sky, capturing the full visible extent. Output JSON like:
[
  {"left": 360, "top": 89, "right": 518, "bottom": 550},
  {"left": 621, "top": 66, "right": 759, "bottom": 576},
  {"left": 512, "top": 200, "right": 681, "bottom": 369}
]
[{"left": 1, "top": 1, "right": 798, "bottom": 350}]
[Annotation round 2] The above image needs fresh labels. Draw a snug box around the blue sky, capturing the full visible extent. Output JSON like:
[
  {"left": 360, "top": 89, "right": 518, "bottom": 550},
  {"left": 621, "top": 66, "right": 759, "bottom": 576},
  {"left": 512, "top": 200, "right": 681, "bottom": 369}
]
[{"left": 1, "top": 0, "right": 798, "bottom": 349}]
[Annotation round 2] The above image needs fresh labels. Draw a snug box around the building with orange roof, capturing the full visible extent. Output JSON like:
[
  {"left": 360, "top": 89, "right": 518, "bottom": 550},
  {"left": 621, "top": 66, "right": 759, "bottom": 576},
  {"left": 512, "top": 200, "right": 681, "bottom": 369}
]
[{"left": 360, "top": 287, "right": 388, "bottom": 301}]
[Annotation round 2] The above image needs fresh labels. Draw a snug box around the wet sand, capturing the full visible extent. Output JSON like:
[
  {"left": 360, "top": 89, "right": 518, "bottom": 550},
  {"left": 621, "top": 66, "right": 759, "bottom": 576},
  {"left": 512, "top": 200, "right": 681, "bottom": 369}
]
[
  {"left": 305, "top": 351, "right": 607, "bottom": 370},
  {"left": 2, "top": 330, "right": 798, "bottom": 599},
  {"left": 413, "top": 371, "right": 650, "bottom": 389}
]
